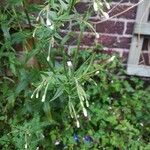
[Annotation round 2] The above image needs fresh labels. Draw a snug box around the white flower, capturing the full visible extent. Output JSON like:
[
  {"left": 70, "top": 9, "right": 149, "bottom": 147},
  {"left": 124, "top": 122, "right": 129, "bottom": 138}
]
[
  {"left": 36, "top": 16, "right": 40, "bottom": 21},
  {"left": 67, "top": 61, "right": 73, "bottom": 67},
  {"left": 107, "top": 56, "right": 115, "bottom": 63},
  {"left": 47, "top": 55, "right": 50, "bottom": 62},
  {"left": 50, "top": 24, "right": 55, "bottom": 30},
  {"left": 25, "top": 143, "right": 27, "bottom": 149},
  {"left": 106, "top": 3, "right": 110, "bottom": 9},
  {"left": 104, "top": 0, "right": 110, "bottom": 9},
  {"left": 93, "top": 1, "right": 98, "bottom": 12},
  {"left": 41, "top": 133, "right": 45, "bottom": 138},
  {"left": 46, "top": 18, "right": 51, "bottom": 26},
  {"left": 76, "top": 120, "right": 80, "bottom": 128},
  {"left": 95, "top": 71, "right": 100, "bottom": 75},
  {"left": 102, "top": 12, "right": 109, "bottom": 19},
  {"left": 83, "top": 107, "right": 88, "bottom": 117},
  {"left": 31, "top": 94, "right": 34, "bottom": 99},
  {"left": 55, "top": 141, "right": 60, "bottom": 145},
  {"left": 111, "top": 80, "right": 114, "bottom": 83},
  {"left": 41, "top": 94, "right": 46, "bottom": 102},
  {"left": 36, "top": 147, "right": 39, "bottom": 150},
  {"left": 86, "top": 100, "right": 89, "bottom": 107},
  {"left": 140, "top": 123, "right": 144, "bottom": 127},
  {"left": 95, "top": 32, "right": 100, "bottom": 39},
  {"left": 109, "top": 106, "right": 112, "bottom": 109},
  {"left": 36, "top": 92, "right": 39, "bottom": 98}
]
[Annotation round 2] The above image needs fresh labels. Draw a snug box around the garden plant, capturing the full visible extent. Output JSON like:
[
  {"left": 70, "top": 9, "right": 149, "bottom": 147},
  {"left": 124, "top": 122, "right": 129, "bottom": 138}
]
[{"left": 0, "top": 0, "right": 150, "bottom": 149}]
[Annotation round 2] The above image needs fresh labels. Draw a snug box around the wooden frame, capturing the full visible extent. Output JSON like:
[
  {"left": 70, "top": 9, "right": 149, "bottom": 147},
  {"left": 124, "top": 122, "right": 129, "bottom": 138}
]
[{"left": 127, "top": 0, "right": 150, "bottom": 77}]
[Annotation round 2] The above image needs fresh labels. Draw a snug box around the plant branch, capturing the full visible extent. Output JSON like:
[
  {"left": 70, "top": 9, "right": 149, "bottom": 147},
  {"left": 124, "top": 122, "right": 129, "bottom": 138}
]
[{"left": 91, "top": 0, "right": 144, "bottom": 24}]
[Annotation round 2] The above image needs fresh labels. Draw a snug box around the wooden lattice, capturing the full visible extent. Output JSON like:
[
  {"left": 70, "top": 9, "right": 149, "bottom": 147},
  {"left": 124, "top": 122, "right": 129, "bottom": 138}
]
[{"left": 127, "top": 0, "right": 150, "bottom": 77}]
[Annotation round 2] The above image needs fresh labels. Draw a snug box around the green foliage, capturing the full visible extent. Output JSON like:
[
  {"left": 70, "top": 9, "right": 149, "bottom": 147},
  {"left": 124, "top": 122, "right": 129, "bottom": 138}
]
[{"left": 0, "top": 0, "right": 150, "bottom": 150}]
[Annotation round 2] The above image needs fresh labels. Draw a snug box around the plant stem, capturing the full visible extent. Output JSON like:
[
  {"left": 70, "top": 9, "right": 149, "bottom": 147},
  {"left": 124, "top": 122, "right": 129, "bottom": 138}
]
[
  {"left": 22, "top": 1, "right": 35, "bottom": 47},
  {"left": 73, "top": 30, "right": 83, "bottom": 70}
]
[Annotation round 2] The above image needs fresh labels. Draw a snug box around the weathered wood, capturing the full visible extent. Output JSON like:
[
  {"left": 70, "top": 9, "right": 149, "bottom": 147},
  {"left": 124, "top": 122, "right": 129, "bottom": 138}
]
[
  {"left": 134, "top": 23, "right": 150, "bottom": 35},
  {"left": 127, "top": 65, "right": 150, "bottom": 77},
  {"left": 128, "top": 35, "right": 144, "bottom": 65},
  {"left": 127, "top": 0, "right": 150, "bottom": 77}
]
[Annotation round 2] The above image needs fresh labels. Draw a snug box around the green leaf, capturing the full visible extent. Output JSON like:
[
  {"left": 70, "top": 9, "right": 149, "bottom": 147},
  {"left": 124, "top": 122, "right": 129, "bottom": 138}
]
[
  {"left": 50, "top": 88, "right": 63, "bottom": 102},
  {"left": 58, "top": 0, "right": 68, "bottom": 10}
]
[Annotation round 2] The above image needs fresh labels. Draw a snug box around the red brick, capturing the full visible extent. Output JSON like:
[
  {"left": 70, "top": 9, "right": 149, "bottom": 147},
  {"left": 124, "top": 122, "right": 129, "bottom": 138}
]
[
  {"left": 109, "top": 5, "right": 137, "bottom": 19},
  {"left": 75, "top": 2, "right": 89, "bottom": 14},
  {"left": 96, "top": 21, "right": 124, "bottom": 34},
  {"left": 81, "top": 35, "right": 95, "bottom": 46},
  {"left": 98, "top": 35, "right": 118, "bottom": 48},
  {"left": 71, "top": 22, "right": 95, "bottom": 32},
  {"left": 130, "top": 0, "right": 139, "bottom": 3},
  {"left": 117, "top": 37, "right": 132, "bottom": 49},
  {"left": 113, "top": 0, "right": 139, "bottom": 3},
  {"left": 125, "top": 22, "right": 135, "bottom": 34},
  {"left": 67, "top": 34, "right": 95, "bottom": 46}
]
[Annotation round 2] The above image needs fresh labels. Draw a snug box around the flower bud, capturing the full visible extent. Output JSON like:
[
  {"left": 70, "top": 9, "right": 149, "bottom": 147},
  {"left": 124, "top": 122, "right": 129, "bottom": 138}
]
[
  {"left": 76, "top": 120, "right": 80, "bottom": 128},
  {"left": 95, "top": 32, "right": 100, "bottom": 39},
  {"left": 93, "top": 1, "right": 98, "bottom": 12},
  {"left": 41, "top": 94, "right": 46, "bottom": 102},
  {"left": 83, "top": 107, "right": 88, "bottom": 117},
  {"left": 67, "top": 61, "right": 73, "bottom": 67},
  {"left": 46, "top": 18, "right": 52, "bottom": 26}
]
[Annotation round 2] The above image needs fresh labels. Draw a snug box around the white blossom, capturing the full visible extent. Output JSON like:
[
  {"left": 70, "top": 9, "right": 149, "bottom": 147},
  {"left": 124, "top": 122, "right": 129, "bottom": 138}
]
[
  {"left": 104, "top": 0, "right": 110, "bottom": 9},
  {"left": 46, "top": 18, "right": 52, "bottom": 26},
  {"left": 83, "top": 107, "right": 88, "bottom": 117},
  {"left": 36, "top": 147, "right": 39, "bottom": 150},
  {"left": 55, "top": 141, "right": 60, "bottom": 145},
  {"left": 107, "top": 56, "right": 115, "bottom": 63},
  {"left": 95, "top": 71, "right": 100, "bottom": 75},
  {"left": 36, "top": 92, "right": 39, "bottom": 98},
  {"left": 140, "top": 123, "right": 144, "bottom": 127},
  {"left": 41, "top": 94, "right": 46, "bottom": 102},
  {"left": 50, "top": 24, "right": 55, "bottom": 30},
  {"left": 93, "top": 1, "right": 98, "bottom": 12},
  {"left": 36, "top": 16, "right": 40, "bottom": 21},
  {"left": 86, "top": 100, "right": 89, "bottom": 107},
  {"left": 47, "top": 55, "right": 50, "bottom": 62},
  {"left": 31, "top": 94, "right": 34, "bottom": 99},
  {"left": 95, "top": 32, "right": 100, "bottom": 38},
  {"left": 25, "top": 143, "right": 27, "bottom": 149},
  {"left": 67, "top": 61, "right": 73, "bottom": 67},
  {"left": 76, "top": 120, "right": 80, "bottom": 128},
  {"left": 102, "top": 12, "right": 109, "bottom": 19}
]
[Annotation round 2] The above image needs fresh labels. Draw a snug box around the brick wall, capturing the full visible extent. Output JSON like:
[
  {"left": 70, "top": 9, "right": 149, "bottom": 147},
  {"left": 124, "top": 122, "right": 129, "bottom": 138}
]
[{"left": 71, "top": 0, "right": 139, "bottom": 63}]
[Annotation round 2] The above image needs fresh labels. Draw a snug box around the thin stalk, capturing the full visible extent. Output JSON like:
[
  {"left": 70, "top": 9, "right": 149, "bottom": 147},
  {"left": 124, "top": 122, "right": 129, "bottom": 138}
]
[
  {"left": 11, "top": 7, "right": 22, "bottom": 31},
  {"left": 22, "top": 1, "right": 35, "bottom": 47},
  {"left": 62, "top": 46, "right": 70, "bottom": 79},
  {"left": 73, "top": 29, "right": 83, "bottom": 70},
  {"left": 72, "top": 9, "right": 90, "bottom": 70},
  {"left": 42, "top": 48, "right": 56, "bottom": 73}
]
